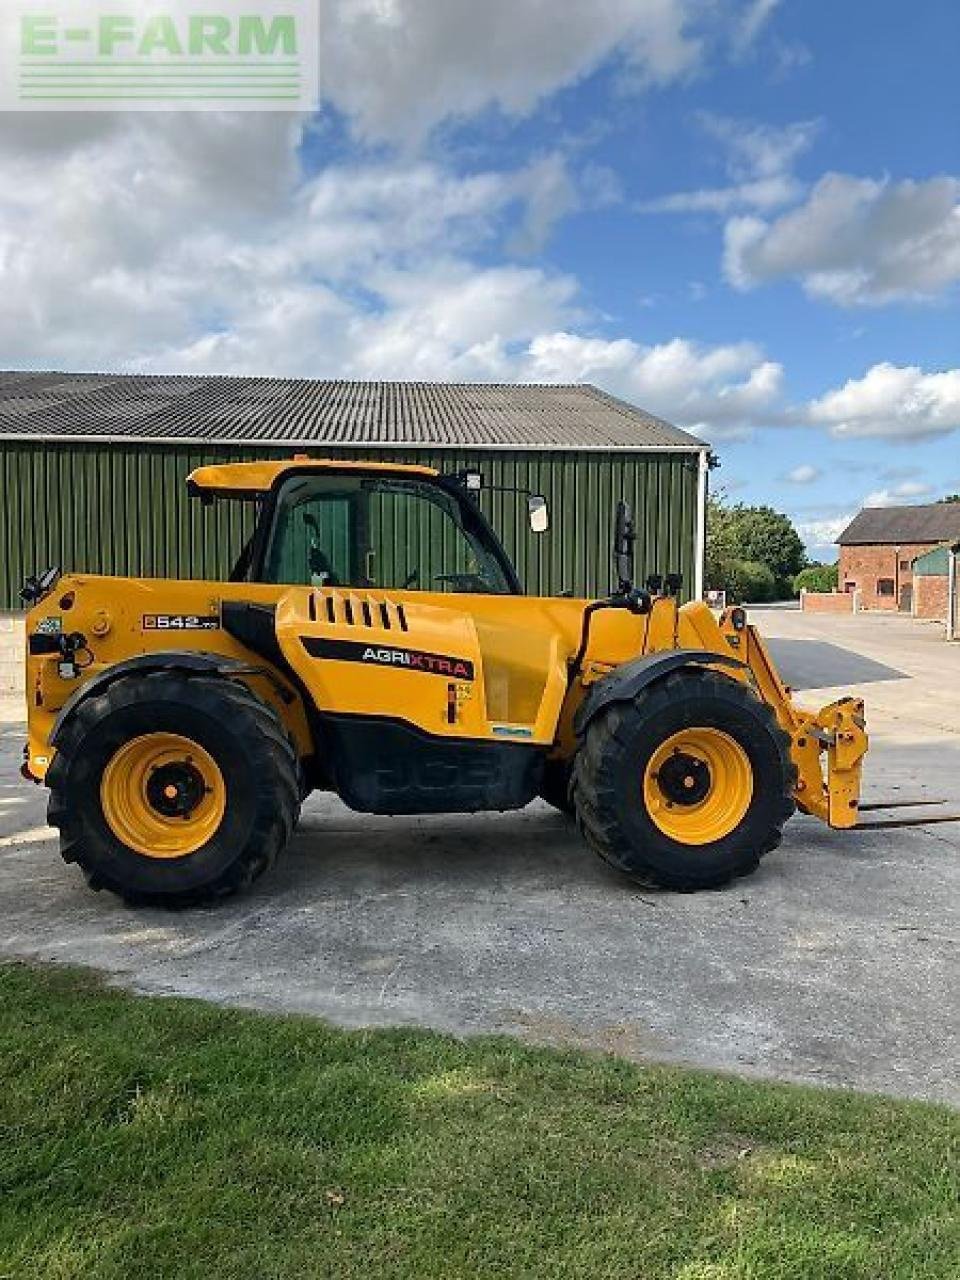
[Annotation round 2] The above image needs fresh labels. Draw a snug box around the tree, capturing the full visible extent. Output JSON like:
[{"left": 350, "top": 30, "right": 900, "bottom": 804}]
[
  {"left": 794, "top": 563, "right": 839, "bottom": 594},
  {"left": 705, "top": 493, "right": 807, "bottom": 601},
  {"left": 937, "top": 494, "right": 960, "bottom": 504},
  {"left": 704, "top": 495, "right": 734, "bottom": 594},
  {"left": 723, "top": 504, "right": 807, "bottom": 583},
  {"left": 727, "top": 560, "right": 778, "bottom": 603}
]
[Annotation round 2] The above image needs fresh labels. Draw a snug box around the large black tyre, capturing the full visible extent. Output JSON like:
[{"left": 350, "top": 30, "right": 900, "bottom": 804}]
[
  {"left": 47, "top": 672, "right": 301, "bottom": 907},
  {"left": 539, "top": 758, "right": 575, "bottom": 817},
  {"left": 572, "top": 669, "right": 795, "bottom": 891}
]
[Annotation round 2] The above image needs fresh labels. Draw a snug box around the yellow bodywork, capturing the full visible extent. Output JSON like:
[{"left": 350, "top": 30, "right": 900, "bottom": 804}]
[
  {"left": 24, "top": 570, "right": 867, "bottom": 829},
  {"left": 715, "top": 614, "right": 868, "bottom": 828},
  {"left": 188, "top": 457, "right": 438, "bottom": 497}
]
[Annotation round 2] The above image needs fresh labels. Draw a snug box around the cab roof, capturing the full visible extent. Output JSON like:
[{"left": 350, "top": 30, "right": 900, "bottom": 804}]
[{"left": 187, "top": 458, "right": 439, "bottom": 499}]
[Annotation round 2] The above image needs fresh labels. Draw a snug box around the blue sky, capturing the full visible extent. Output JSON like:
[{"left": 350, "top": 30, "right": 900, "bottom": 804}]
[{"left": 2, "top": 0, "right": 959, "bottom": 558}]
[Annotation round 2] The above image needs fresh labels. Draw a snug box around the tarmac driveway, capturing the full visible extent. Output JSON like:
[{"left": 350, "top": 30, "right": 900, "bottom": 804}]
[{"left": 1, "top": 608, "right": 958, "bottom": 1105}]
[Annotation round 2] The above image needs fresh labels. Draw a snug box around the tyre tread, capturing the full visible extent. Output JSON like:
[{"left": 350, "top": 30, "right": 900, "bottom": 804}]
[
  {"left": 48, "top": 673, "right": 301, "bottom": 907},
  {"left": 572, "top": 668, "right": 795, "bottom": 891}
]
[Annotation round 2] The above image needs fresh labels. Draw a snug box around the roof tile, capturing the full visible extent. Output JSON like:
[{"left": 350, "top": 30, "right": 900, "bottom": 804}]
[{"left": 838, "top": 504, "right": 960, "bottom": 545}]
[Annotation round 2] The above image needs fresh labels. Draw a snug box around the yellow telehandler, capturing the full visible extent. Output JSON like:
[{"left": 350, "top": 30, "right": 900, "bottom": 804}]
[{"left": 21, "top": 457, "right": 873, "bottom": 906}]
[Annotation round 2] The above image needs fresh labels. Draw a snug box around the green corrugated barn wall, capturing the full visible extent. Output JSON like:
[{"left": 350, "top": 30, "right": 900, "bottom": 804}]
[
  {"left": 0, "top": 442, "right": 699, "bottom": 608},
  {"left": 912, "top": 546, "right": 949, "bottom": 576}
]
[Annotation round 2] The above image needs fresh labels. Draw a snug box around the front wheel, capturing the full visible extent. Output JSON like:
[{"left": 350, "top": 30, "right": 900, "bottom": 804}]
[
  {"left": 47, "top": 672, "right": 301, "bottom": 906},
  {"left": 572, "top": 669, "right": 795, "bottom": 891}
]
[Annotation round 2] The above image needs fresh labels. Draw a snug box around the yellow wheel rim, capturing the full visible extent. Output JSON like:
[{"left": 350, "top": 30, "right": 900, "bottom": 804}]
[
  {"left": 100, "top": 733, "right": 226, "bottom": 859},
  {"left": 643, "top": 728, "right": 753, "bottom": 846}
]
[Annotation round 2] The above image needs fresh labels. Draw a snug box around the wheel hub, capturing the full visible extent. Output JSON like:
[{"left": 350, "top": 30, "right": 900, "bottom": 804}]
[
  {"left": 655, "top": 751, "right": 711, "bottom": 807},
  {"left": 100, "top": 733, "right": 226, "bottom": 859},
  {"left": 145, "top": 761, "right": 209, "bottom": 819},
  {"left": 642, "top": 727, "right": 754, "bottom": 847}
]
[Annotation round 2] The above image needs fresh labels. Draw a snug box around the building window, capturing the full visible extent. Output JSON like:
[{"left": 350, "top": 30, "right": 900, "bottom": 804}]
[
  {"left": 900, "top": 559, "right": 910, "bottom": 571},
  {"left": 844, "top": 581, "right": 856, "bottom": 593},
  {"left": 877, "top": 578, "right": 895, "bottom": 597}
]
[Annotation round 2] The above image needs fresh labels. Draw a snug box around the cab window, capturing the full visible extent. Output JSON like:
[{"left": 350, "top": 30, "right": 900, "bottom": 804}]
[{"left": 261, "top": 474, "right": 513, "bottom": 594}]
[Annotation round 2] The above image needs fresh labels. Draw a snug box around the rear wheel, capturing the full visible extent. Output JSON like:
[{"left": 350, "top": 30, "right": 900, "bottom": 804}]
[
  {"left": 48, "top": 672, "right": 300, "bottom": 906},
  {"left": 572, "top": 669, "right": 795, "bottom": 891}
]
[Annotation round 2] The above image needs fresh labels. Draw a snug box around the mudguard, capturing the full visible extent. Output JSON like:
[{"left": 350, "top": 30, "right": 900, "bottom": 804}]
[
  {"left": 50, "top": 651, "right": 262, "bottom": 746},
  {"left": 573, "top": 649, "right": 748, "bottom": 737}
]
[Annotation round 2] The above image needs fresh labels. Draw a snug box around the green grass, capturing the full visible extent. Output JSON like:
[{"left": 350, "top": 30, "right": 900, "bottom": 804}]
[{"left": 0, "top": 965, "right": 957, "bottom": 1280}]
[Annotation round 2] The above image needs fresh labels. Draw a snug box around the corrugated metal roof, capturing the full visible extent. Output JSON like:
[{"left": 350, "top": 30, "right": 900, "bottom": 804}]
[
  {"left": 838, "top": 504, "right": 960, "bottom": 546},
  {"left": 0, "top": 371, "right": 705, "bottom": 452}
]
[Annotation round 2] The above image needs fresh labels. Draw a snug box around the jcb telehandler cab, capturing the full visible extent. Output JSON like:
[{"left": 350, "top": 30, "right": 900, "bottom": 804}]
[{"left": 23, "top": 458, "right": 871, "bottom": 906}]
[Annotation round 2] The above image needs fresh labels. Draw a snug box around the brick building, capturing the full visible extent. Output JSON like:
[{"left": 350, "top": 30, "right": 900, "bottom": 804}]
[{"left": 837, "top": 504, "right": 960, "bottom": 612}]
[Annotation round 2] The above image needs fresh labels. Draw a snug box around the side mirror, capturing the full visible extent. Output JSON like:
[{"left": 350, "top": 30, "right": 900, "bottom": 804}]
[{"left": 528, "top": 495, "right": 549, "bottom": 534}]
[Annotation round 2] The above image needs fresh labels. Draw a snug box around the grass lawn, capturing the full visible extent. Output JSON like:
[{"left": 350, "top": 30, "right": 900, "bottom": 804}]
[{"left": 0, "top": 964, "right": 957, "bottom": 1280}]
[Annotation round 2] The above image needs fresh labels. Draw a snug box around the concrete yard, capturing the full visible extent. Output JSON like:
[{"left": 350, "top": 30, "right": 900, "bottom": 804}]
[{"left": 1, "top": 607, "right": 957, "bottom": 1104}]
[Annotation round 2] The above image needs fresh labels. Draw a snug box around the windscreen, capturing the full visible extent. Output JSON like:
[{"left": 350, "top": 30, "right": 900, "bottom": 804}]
[{"left": 260, "top": 474, "right": 512, "bottom": 594}]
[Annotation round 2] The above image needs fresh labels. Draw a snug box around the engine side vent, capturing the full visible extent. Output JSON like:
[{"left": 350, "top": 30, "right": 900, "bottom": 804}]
[{"left": 313, "top": 591, "right": 407, "bottom": 632}]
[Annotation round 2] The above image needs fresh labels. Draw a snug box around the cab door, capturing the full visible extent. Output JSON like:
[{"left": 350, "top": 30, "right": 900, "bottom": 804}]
[{"left": 262, "top": 483, "right": 355, "bottom": 587}]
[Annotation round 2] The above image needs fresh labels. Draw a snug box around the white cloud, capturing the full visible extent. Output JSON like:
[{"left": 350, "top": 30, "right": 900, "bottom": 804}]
[
  {"left": 321, "top": 0, "right": 705, "bottom": 143},
  {"left": 0, "top": 119, "right": 586, "bottom": 370},
  {"left": 343, "top": 265, "right": 582, "bottom": 380},
  {"left": 166, "top": 261, "right": 581, "bottom": 381},
  {"left": 699, "top": 112, "right": 817, "bottom": 182},
  {"left": 0, "top": 1, "right": 825, "bottom": 455},
  {"left": 784, "top": 464, "right": 820, "bottom": 484},
  {"left": 725, "top": 173, "right": 960, "bottom": 303},
  {"left": 794, "top": 513, "right": 854, "bottom": 550},
  {"left": 863, "top": 481, "right": 933, "bottom": 508},
  {"left": 517, "top": 332, "right": 782, "bottom": 438},
  {"left": 0, "top": 1, "right": 775, "bottom": 156},
  {"left": 507, "top": 154, "right": 582, "bottom": 255},
  {"left": 297, "top": 156, "right": 580, "bottom": 271},
  {"left": 640, "top": 175, "right": 800, "bottom": 215},
  {"left": 0, "top": 111, "right": 781, "bottom": 446},
  {"left": 808, "top": 363, "right": 960, "bottom": 440},
  {"left": 733, "top": 0, "right": 781, "bottom": 54},
  {"left": 638, "top": 114, "right": 819, "bottom": 215}
]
